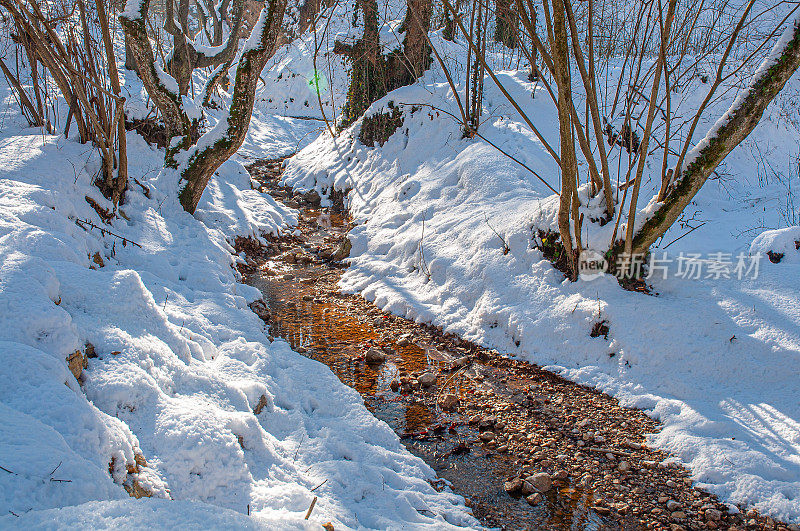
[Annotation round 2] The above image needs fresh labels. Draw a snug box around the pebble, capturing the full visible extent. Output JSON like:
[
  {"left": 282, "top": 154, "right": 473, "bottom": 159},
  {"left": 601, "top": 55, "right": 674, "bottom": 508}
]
[
  {"left": 527, "top": 472, "right": 553, "bottom": 493},
  {"left": 365, "top": 348, "right": 386, "bottom": 363},
  {"left": 526, "top": 492, "right": 543, "bottom": 506},
  {"left": 521, "top": 481, "right": 536, "bottom": 495},
  {"left": 704, "top": 508, "right": 722, "bottom": 521},
  {"left": 617, "top": 460, "right": 631, "bottom": 472},
  {"left": 504, "top": 478, "right": 523, "bottom": 493},
  {"left": 439, "top": 394, "right": 459, "bottom": 410},
  {"left": 396, "top": 334, "right": 412, "bottom": 346},
  {"left": 667, "top": 500, "right": 682, "bottom": 511},
  {"left": 418, "top": 372, "right": 437, "bottom": 387}
]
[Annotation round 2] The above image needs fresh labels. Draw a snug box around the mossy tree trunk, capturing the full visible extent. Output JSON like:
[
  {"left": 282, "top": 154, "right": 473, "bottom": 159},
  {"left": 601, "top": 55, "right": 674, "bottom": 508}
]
[
  {"left": 494, "top": 0, "right": 517, "bottom": 48},
  {"left": 335, "top": 0, "right": 383, "bottom": 125},
  {"left": 336, "top": 0, "right": 433, "bottom": 126},
  {"left": 121, "top": 0, "right": 288, "bottom": 214},
  {"left": 399, "top": 0, "right": 433, "bottom": 80},
  {"left": 616, "top": 16, "right": 800, "bottom": 259}
]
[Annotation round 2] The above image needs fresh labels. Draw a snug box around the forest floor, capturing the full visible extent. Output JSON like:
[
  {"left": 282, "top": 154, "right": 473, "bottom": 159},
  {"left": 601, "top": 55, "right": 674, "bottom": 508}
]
[{"left": 238, "top": 157, "right": 795, "bottom": 531}]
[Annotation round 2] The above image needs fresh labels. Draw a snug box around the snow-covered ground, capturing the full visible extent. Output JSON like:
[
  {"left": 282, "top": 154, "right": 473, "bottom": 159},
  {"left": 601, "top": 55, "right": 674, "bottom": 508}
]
[
  {"left": 2, "top": 0, "right": 798, "bottom": 525},
  {"left": 278, "top": 10, "right": 800, "bottom": 524},
  {"left": 0, "top": 69, "right": 478, "bottom": 529}
]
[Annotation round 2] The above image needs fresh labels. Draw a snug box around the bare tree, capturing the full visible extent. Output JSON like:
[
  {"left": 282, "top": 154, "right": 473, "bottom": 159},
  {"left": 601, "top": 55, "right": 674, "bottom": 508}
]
[
  {"left": 1, "top": 0, "right": 128, "bottom": 205},
  {"left": 335, "top": 0, "right": 433, "bottom": 125},
  {"left": 122, "top": 0, "right": 289, "bottom": 213}
]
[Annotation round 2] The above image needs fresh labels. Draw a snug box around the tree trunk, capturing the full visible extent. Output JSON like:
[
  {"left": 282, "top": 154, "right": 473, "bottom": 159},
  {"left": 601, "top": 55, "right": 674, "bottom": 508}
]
[
  {"left": 178, "top": 0, "right": 288, "bottom": 213},
  {"left": 551, "top": 0, "right": 579, "bottom": 277},
  {"left": 337, "top": 0, "right": 433, "bottom": 125},
  {"left": 494, "top": 0, "right": 517, "bottom": 48},
  {"left": 400, "top": 0, "right": 433, "bottom": 80},
  {"left": 527, "top": 6, "right": 538, "bottom": 80},
  {"left": 124, "top": 35, "right": 138, "bottom": 71},
  {"left": 296, "top": 0, "right": 322, "bottom": 36},
  {"left": 620, "top": 15, "right": 800, "bottom": 257},
  {"left": 442, "top": 0, "right": 459, "bottom": 41},
  {"left": 337, "top": 0, "right": 383, "bottom": 125},
  {"left": 121, "top": 1, "right": 192, "bottom": 139}
]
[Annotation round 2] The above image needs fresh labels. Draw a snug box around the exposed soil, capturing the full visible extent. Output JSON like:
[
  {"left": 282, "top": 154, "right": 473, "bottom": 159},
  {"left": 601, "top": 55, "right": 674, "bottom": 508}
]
[{"left": 238, "top": 157, "right": 792, "bottom": 531}]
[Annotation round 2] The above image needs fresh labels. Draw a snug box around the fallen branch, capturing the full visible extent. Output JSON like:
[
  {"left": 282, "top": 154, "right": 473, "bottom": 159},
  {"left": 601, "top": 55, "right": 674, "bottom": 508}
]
[
  {"left": 304, "top": 496, "right": 317, "bottom": 519},
  {"left": 586, "top": 447, "right": 632, "bottom": 458},
  {"left": 74, "top": 217, "right": 142, "bottom": 248}
]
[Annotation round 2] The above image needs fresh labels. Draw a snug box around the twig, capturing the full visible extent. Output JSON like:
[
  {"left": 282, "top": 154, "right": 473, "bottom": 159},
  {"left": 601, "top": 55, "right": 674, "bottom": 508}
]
[
  {"left": 293, "top": 433, "right": 305, "bottom": 461},
  {"left": 586, "top": 447, "right": 632, "bottom": 457},
  {"left": 661, "top": 222, "right": 707, "bottom": 249},
  {"left": 74, "top": 217, "right": 142, "bottom": 248},
  {"left": 484, "top": 214, "right": 510, "bottom": 254},
  {"left": 397, "top": 102, "right": 558, "bottom": 195},
  {"left": 304, "top": 496, "right": 317, "bottom": 519},
  {"left": 418, "top": 212, "right": 431, "bottom": 280},
  {"left": 0, "top": 464, "right": 16, "bottom": 474},
  {"left": 310, "top": 478, "right": 327, "bottom": 492}
]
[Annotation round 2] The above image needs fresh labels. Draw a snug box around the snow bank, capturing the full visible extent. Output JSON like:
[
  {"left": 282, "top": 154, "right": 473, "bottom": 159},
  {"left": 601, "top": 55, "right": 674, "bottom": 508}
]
[
  {"left": 0, "top": 106, "right": 476, "bottom": 529},
  {"left": 0, "top": 499, "right": 316, "bottom": 529},
  {"left": 281, "top": 44, "right": 800, "bottom": 522},
  {"left": 751, "top": 226, "right": 800, "bottom": 264}
]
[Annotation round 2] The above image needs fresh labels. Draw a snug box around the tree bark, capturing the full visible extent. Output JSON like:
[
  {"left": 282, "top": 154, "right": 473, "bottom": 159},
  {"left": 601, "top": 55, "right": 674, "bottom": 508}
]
[
  {"left": 400, "top": 0, "right": 433, "bottom": 80},
  {"left": 337, "top": 0, "right": 382, "bottom": 125},
  {"left": 121, "top": 0, "right": 193, "bottom": 139},
  {"left": 337, "top": 0, "right": 433, "bottom": 125},
  {"left": 124, "top": 35, "right": 138, "bottom": 71},
  {"left": 178, "top": 0, "right": 288, "bottom": 213},
  {"left": 494, "top": 0, "right": 517, "bottom": 48},
  {"left": 620, "top": 15, "right": 800, "bottom": 257},
  {"left": 551, "top": 0, "right": 579, "bottom": 277}
]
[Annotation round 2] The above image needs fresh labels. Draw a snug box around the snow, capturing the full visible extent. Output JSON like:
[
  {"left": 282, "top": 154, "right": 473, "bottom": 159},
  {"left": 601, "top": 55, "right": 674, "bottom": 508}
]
[
  {"left": 279, "top": 27, "right": 800, "bottom": 524},
  {"left": 751, "top": 226, "right": 800, "bottom": 263},
  {"left": 1, "top": 499, "right": 317, "bottom": 529},
  {"left": 121, "top": 0, "right": 145, "bottom": 19},
  {"left": 0, "top": 78, "right": 477, "bottom": 528},
  {"left": 4, "top": 0, "right": 800, "bottom": 525}
]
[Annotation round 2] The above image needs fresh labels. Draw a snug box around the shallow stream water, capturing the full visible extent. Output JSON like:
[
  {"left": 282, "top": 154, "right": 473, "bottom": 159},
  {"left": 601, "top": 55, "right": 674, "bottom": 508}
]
[{"left": 244, "top": 163, "right": 609, "bottom": 530}]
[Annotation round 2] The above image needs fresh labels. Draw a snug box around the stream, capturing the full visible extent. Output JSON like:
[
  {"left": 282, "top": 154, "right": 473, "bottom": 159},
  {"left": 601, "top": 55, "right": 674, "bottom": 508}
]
[{"left": 241, "top": 158, "right": 612, "bottom": 530}]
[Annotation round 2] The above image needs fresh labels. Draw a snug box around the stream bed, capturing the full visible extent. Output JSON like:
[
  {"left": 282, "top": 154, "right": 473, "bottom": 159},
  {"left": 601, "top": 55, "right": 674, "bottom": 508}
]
[{"left": 241, "top": 159, "right": 610, "bottom": 530}]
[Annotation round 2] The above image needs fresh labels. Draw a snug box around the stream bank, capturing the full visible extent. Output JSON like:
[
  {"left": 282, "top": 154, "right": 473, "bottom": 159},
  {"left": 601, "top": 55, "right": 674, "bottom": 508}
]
[{"left": 238, "top": 157, "right": 773, "bottom": 531}]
